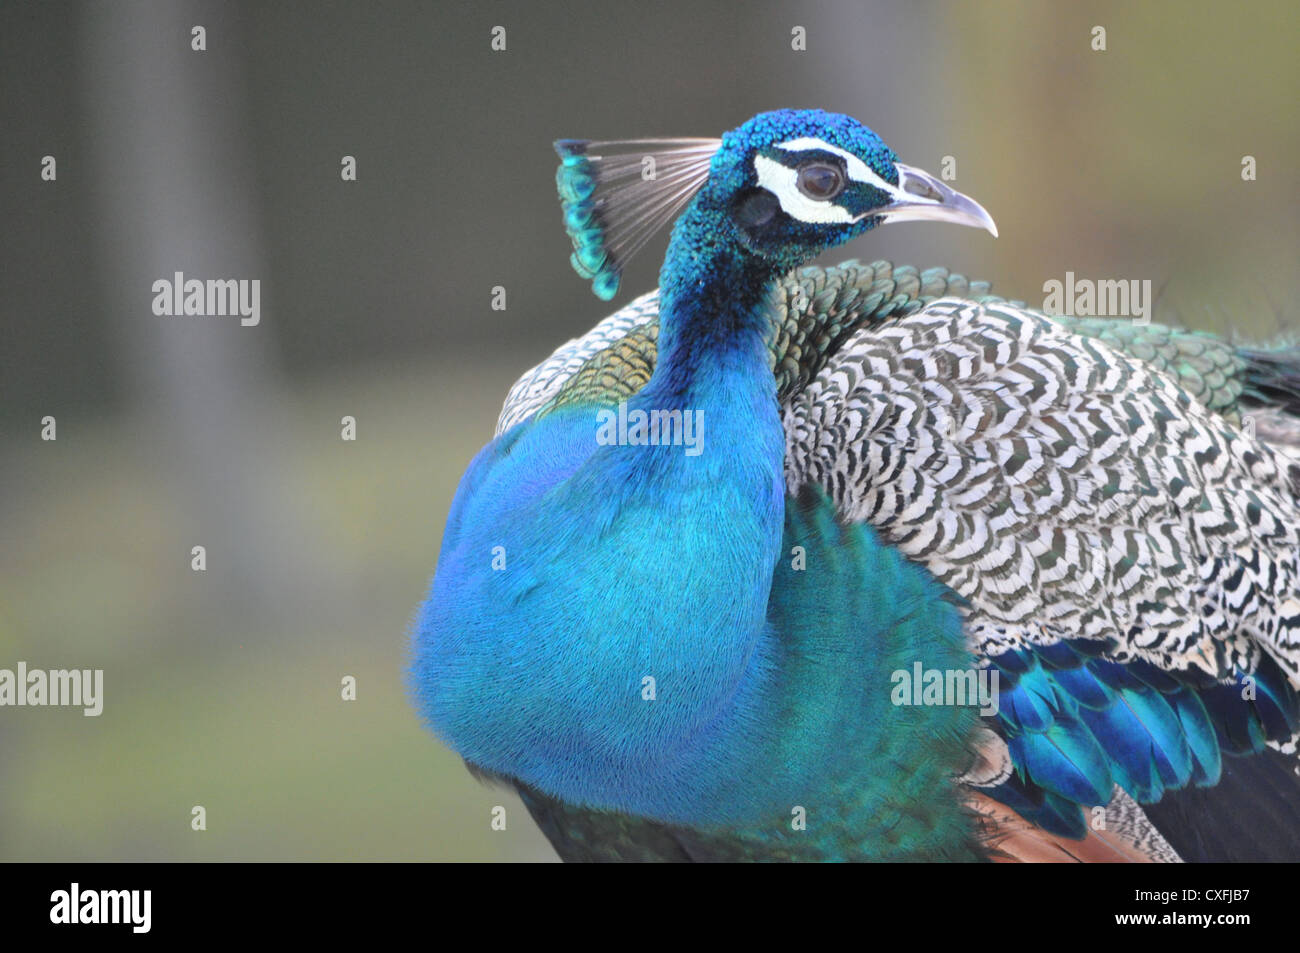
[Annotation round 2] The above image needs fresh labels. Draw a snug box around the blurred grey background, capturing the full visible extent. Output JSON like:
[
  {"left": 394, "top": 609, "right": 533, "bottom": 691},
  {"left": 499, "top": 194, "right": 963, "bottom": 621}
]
[{"left": 1, "top": 0, "right": 1296, "bottom": 860}]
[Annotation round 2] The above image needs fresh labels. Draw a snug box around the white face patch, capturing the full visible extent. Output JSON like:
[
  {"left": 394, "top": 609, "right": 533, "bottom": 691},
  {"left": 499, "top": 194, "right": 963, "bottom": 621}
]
[
  {"left": 776, "top": 137, "right": 903, "bottom": 196},
  {"left": 752, "top": 154, "right": 856, "bottom": 224},
  {"left": 752, "top": 136, "right": 906, "bottom": 225}
]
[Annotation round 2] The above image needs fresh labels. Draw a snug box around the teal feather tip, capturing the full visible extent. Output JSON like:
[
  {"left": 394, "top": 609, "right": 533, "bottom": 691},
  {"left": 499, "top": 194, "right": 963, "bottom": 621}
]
[
  {"left": 552, "top": 135, "right": 720, "bottom": 301},
  {"left": 554, "top": 140, "right": 622, "bottom": 300}
]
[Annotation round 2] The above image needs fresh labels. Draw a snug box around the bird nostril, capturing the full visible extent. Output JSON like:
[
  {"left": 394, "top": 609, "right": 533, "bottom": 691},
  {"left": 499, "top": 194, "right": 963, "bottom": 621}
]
[{"left": 903, "top": 177, "right": 942, "bottom": 202}]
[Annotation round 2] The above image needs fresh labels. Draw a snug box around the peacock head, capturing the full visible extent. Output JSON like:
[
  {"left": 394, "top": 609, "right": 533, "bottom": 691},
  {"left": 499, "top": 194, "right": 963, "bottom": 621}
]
[{"left": 556, "top": 108, "right": 997, "bottom": 300}]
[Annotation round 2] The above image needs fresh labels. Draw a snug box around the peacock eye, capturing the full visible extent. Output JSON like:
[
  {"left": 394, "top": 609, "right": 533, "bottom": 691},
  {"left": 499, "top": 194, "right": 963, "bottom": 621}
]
[{"left": 796, "top": 162, "right": 846, "bottom": 200}]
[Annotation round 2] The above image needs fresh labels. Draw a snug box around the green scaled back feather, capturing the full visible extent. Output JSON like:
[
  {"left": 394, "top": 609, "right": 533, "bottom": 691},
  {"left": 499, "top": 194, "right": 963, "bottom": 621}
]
[{"left": 525, "top": 259, "right": 1275, "bottom": 428}]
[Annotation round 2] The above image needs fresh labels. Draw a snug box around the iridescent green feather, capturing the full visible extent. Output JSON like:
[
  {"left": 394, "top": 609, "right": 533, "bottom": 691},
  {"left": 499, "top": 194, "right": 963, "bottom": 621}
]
[
  {"left": 531, "top": 259, "right": 1271, "bottom": 425},
  {"left": 535, "top": 261, "right": 1002, "bottom": 419},
  {"left": 1054, "top": 317, "right": 1249, "bottom": 422}
]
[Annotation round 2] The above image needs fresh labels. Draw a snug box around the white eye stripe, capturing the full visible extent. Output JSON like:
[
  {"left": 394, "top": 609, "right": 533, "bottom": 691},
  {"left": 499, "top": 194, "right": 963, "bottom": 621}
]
[
  {"left": 752, "top": 154, "right": 856, "bottom": 224},
  {"left": 775, "top": 136, "right": 902, "bottom": 198}
]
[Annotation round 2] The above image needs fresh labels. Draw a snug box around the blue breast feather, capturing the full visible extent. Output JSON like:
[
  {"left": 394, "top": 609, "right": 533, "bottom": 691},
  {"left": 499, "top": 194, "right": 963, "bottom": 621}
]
[{"left": 409, "top": 382, "right": 980, "bottom": 844}]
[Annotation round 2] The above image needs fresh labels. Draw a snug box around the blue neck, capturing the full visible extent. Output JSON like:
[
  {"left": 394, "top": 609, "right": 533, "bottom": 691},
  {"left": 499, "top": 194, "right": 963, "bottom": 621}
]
[
  {"left": 414, "top": 187, "right": 796, "bottom": 827},
  {"left": 555, "top": 192, "right": 791, "bottom": 820},
  {"left": 640, "top": 193, "right": 783, "bottom": 410}
]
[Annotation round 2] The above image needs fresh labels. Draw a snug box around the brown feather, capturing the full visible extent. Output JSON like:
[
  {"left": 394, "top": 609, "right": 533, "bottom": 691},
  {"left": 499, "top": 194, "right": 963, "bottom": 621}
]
[{"left": 967, "top": 792, "right": 1156, "bottom": 863}]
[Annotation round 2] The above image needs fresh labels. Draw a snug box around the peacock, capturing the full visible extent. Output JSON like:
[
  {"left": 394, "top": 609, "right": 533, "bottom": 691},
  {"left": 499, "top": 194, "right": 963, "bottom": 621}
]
[{"left": 410, "top": 109, "right": 1300, "bottom": 861}]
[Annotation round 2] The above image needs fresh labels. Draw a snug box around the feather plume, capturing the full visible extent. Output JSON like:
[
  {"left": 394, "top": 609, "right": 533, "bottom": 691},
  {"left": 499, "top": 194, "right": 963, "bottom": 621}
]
[{"left": 554, "top": 138, "right": 720, "bottom": 300}]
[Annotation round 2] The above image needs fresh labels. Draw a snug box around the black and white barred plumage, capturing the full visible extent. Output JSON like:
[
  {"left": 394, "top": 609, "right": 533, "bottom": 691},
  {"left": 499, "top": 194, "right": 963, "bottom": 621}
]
[{"left": 782, "top": 297, "right": 1300, "bottom": 684}]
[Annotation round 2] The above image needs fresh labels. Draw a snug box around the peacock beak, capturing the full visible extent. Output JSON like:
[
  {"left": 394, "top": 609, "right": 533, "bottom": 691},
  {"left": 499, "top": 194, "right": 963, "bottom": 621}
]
[{"left": 867, "top": 162, "right": 998, "bottom": 237}]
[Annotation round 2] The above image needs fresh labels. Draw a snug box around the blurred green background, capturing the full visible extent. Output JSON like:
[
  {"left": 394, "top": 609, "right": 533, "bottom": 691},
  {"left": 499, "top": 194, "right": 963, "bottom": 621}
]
[{"left": 1, "top": 0, "right": 1296, "bottom": 860}]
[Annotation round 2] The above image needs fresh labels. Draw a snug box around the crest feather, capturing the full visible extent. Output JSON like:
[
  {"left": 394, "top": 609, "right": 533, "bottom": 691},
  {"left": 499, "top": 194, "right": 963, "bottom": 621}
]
[{"left": 555, "top": 138, "right": 720, "bottom": 300}]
